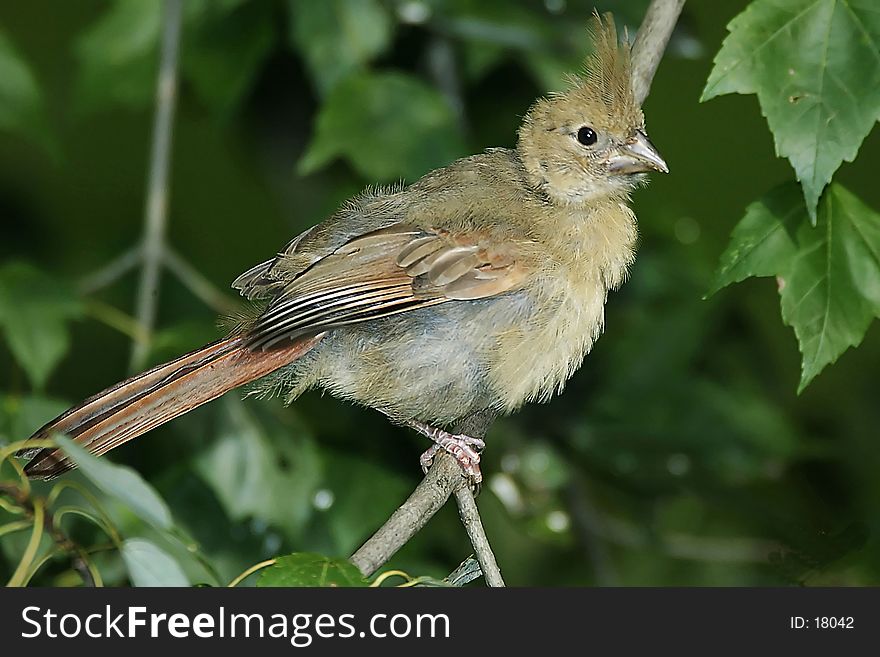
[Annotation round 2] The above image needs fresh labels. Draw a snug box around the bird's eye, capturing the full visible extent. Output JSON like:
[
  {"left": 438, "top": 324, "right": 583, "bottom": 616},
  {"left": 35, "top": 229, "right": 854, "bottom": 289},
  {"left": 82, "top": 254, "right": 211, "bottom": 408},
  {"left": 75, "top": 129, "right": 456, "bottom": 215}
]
[{"left": 576, "top": 126, "right": 597, "bottom": 146}]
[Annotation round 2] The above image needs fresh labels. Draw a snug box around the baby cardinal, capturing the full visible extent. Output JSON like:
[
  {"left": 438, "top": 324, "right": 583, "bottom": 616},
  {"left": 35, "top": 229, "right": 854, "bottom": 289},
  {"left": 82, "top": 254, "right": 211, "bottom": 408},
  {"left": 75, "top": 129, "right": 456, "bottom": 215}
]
[{"left": 20, "top": 15, "right": 667, "bottom": 484}]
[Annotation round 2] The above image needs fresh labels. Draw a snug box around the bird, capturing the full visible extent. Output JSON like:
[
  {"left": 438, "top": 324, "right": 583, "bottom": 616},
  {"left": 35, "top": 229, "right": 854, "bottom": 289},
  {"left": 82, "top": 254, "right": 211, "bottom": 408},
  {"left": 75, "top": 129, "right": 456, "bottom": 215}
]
[{"left": 19, "top": 14, "right": 667, "bottom": 484}]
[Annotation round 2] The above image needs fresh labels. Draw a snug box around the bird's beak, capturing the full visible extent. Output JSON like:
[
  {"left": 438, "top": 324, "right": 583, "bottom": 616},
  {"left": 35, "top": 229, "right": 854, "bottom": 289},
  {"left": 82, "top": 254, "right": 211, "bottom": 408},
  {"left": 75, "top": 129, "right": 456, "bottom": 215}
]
[{"left": 608, "top": 130, "right": 668, "bottom": 175}]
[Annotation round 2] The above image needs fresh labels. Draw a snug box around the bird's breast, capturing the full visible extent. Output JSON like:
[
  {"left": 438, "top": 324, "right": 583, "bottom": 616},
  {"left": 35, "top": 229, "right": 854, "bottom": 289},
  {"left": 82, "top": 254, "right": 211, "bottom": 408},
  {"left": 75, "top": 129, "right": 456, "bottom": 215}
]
[
  {"left": 489, "top": 203, "right": 637, "bottom": 412},
  {"left": 488, "top": 268, "right": 609, "bottom": 412}
]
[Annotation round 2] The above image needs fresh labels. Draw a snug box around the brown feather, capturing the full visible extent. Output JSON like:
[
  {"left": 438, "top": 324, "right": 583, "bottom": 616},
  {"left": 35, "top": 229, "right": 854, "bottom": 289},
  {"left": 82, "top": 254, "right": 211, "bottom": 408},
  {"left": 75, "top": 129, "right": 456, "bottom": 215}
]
[
  {"left": 21, "top": 334, "right": 323, "bottom": 479},
  {"left": 244, "top": 224, "right": 530, "bottom": 349}
]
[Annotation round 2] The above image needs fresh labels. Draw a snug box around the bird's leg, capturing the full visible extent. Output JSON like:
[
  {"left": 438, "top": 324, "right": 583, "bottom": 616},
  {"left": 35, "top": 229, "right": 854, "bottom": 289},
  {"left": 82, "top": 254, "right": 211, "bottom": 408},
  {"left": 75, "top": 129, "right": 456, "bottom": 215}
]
[{"left": 407, "top": 420, "right": 485, "bottom": 485}]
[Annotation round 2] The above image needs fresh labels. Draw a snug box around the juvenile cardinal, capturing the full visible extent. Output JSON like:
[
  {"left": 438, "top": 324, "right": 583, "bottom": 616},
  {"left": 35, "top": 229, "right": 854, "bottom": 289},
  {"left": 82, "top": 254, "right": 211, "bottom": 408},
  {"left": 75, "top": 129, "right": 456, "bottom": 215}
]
[{"left": 20, "top": 15, "right": 666, "bottom": 483}]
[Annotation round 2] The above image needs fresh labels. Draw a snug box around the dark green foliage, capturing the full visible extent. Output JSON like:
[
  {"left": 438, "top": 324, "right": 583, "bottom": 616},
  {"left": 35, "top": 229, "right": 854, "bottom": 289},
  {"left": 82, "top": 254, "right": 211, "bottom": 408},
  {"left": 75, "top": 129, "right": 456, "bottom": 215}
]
[{"left": 0, "top": 263, "right": 82, "bottom": 390}]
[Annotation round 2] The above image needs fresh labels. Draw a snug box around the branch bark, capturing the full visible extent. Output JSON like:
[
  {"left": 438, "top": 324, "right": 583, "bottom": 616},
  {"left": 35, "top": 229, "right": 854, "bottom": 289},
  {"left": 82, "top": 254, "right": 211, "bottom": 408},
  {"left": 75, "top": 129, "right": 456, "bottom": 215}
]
[
  {"left": 630, "top": 0, "right": 686, "bottom": 106},
  {"left": 130, "top": 0, "right": 183, "bottom": 371},
  {"left": 350, "top": 2, "right": 683, "bottom": 587},
  {"left": 350, "top": 452, "right": 464, "bottom": 578},
  {"left": 351, "top": 412, "right": 505, "bottom": 585}
]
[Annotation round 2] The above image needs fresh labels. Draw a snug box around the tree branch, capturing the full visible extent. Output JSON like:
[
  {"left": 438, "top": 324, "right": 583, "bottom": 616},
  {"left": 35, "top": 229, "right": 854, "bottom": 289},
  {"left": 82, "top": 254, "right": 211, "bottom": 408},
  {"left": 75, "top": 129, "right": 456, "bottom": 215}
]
[
  {"left": 630, "top": 0, "right": 686, "bottom": 106},
  {"left": 78, "top": 246, "right": 142, "bottom": 296},
  {"left": 129, "top": 0, "right": 183, "bottom": 371},
  {"left": 350, "top": 452, "right": 464, "bottom": 578},
  {"left": 349, "top": 2, "right": 683, "bottom": 587},
  {"left": 453, "top": 484, "right": 505, "bottom": 586},
  {"left": 351, "top": 413, "right": 505, "bottom": 585}
]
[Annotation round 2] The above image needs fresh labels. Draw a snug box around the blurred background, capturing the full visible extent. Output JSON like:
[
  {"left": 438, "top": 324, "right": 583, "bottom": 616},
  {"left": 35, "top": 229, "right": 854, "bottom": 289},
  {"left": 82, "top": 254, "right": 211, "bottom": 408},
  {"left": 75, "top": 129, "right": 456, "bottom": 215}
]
[{"left": 1, "top": 0, "right": 879, "bottom": 586}]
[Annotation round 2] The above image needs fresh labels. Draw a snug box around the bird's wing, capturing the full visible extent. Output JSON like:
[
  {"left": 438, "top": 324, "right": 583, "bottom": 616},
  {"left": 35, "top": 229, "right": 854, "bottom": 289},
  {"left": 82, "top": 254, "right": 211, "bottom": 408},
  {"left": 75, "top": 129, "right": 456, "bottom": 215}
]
[
  {"left": 231, "top": 223, "right": 323, "bottom": 301},
  {"left": 232, "top": 188, "right": 409, "bottom": 301},
  {"left": 243, "top": 223, "right": 529, "bottom": 349}
]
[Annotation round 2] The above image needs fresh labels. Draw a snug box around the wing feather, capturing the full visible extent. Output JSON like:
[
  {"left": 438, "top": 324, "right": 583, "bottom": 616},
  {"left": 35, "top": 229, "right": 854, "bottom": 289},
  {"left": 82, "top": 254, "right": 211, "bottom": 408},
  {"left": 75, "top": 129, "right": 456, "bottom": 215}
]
[{"left": 243, "top": 223, "right": 530, "bottom": 347}]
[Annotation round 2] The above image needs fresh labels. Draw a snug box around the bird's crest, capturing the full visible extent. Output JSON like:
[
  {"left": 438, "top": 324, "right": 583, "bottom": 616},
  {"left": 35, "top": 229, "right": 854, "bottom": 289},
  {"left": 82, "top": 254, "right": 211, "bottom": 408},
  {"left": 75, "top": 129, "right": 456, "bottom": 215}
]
[
  {"left": 519, "top": 13, "right": 643, "bottom": 141},
  {"left": 561, "top": 12, "right": 642, "bottom": 131}
]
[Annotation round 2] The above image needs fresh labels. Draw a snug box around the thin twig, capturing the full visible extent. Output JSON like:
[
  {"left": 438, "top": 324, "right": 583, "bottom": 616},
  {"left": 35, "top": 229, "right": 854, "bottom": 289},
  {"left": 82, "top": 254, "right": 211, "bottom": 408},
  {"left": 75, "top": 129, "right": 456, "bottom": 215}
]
[
  {"left": 351, "top": 452, "right": 463, "bottom": 578},
  {"left": 350, "top": 455, "right": 506, "bottom": 586},
  {"left": 453, "top": 486, "right": 504, "bottom": 586},
  {"left": 228, "top": 558, "right": 277, "bottom": 587},
  {"left": 630, "top": 0, "right": 686, "bottom": 106},
  {"left": 129, "top": 0, "right": 183, "bottom": 371},
  {"left": 83, "top": 299, "right": 150, "bottom": 343},
  {"left": 42, "top": 511, "right": 99, "bottom": 587},
  {"left": 78, "top": 245, "right": 142, "bottom": 295},
  {"left": 7, "top": 498, "right": 44, "bottom": 587},
  {"left": 1, "top": 481, "right": 98, "bottom": 586},
  {"left": 163, "top": 247, "right": 241, "bottom": 315}
]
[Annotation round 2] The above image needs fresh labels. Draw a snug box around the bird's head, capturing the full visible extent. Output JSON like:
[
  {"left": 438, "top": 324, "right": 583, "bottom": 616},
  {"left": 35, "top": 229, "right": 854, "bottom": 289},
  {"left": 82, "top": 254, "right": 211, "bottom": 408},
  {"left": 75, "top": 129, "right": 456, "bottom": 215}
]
[{"left": 517, "top": 13, "right": 667, "bottom": 206}]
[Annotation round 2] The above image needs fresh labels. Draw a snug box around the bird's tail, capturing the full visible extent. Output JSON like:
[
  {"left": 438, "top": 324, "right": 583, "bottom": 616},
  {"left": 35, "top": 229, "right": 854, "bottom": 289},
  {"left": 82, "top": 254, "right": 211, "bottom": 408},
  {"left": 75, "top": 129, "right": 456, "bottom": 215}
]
[{"left": 19, "top": 334, "right": 323, "bottom": 479}]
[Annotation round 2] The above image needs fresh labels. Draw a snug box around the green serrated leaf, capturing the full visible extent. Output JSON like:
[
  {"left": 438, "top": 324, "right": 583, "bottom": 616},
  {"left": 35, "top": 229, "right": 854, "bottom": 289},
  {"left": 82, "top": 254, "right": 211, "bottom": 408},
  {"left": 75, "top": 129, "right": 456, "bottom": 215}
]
[
  {"left": 0, "top": 263, "right": 83, "bottom": 389},
  {"left": 121, "top": 538, "right": 190, "bottom": 587},
  {"left": 257, "top": 553, "right": 367, "bottom": 587},
  {"left": 299, "top": 72, "right": 466, "bottom": 181},
  {"left": 702, "top": 0, "right": 880, "bottom": 222},
  {"left": 288, "top": 0, "right": 393, "bottom": 95},
  {"left": 59, "top": 437, "right": 174, "bottom": 531},
  {"left": 710, "top": 183, "right": 880, "bottom": 391}
]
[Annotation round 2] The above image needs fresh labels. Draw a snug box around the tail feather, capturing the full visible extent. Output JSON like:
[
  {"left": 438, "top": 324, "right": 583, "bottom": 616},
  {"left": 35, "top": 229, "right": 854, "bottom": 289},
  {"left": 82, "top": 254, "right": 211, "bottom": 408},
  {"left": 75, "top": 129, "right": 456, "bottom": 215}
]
[{"left": 20, "top": 334, "right": 323, "bottom": 479}]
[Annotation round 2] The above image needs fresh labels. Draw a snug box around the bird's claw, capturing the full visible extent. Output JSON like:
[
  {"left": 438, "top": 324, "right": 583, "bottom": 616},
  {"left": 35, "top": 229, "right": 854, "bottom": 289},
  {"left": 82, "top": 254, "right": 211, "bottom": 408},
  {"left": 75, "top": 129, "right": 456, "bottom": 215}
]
[{"left": 412, "top": 422, "right": 484, "bottom": 487}]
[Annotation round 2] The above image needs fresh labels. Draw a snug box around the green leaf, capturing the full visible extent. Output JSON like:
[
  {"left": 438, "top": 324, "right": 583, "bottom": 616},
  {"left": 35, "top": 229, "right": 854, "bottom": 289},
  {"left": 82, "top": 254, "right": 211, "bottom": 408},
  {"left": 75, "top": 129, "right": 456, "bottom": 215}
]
[
  {"left": 0, "top": 29, "right": 53, "bottom": 152},
  {"left": 0, "top": 263, "right": 83, "bottom": 389},
  {"left": 710, "top": 183, "right": 880, "bottom": 391},
  {"left": 195, "top": 398, "right": 322, "bottom": 540},
  {"left": 702, "top": 0, "right": 880, "bottom": 222},
  {"left": 288, "top": 0, "right": 393, "bottom": 95},
  {"left": 257, "top": 553, "right": 367, "bottom": 587},
  {"left": 182, "top": 0, "right": 275, "bottom": 114},
  {"left": 58, "top": 436, "right": 174, "bottom": 531},
  {"left": 74, "top": 0, "right": 163, "bottom": 111},
  {"left": 299, "top": 72, "right": 466, "bottom": 181},
  {"left": 75, "top": 0, "right": 256, "bottom": 113},
  {"left": 121, "top": 538, "right": 190, "bottom": 587}
]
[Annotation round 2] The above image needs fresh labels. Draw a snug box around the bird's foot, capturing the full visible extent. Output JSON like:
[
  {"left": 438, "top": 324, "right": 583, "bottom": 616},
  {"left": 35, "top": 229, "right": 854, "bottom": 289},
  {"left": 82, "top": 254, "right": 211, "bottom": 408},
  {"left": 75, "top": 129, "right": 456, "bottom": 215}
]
[{"left": 408, "top": 421, "right": 485, "bottom": 485}]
